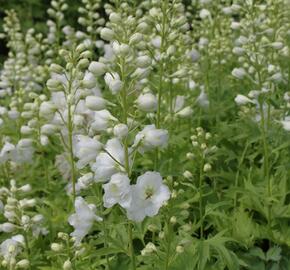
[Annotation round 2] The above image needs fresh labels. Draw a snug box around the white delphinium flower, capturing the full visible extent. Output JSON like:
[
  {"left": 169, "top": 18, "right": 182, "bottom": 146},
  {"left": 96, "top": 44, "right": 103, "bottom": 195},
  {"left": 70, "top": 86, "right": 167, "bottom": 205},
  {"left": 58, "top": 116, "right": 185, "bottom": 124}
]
[
  {"left": 196, "top": 89, "right": 209, "bottom": 108},
  {"left": 74, "top": 135, "right": 103, "bottom": 169},
  {"left": 68, "top": 197, "right": 102, "bottom": 245},
  {"left": 88, "top": 61, "right": 107, "bottom": 76},
  {"left": 136, "top": 93, "right": 158, "bottom": 112},
  {"left": 100, "top": 27, "right": 115, "bottom": 41},
  {"left": 92, "top": 138, "right": 127, "bottom": 182},
  {"left": 232, "top": 67, "right": 247, "bottom": 79},
  {"left": 0, "top": 142, "right": 15, "bottom": 164},
  {"left": 85, "top": 96, "right": 108, "bottom": 111},
  {"left": 173, "top": 95, "right": 185, "bottom": 113},
  {"left": 90, "top": 110, "right": 117, "bottom": 132},
  {"left": 39, "top": 101, "right": 56, "bottom": 120},
  {"left": 0, "top": 235, "right": 24, "bottom": 262},
  {"left": 134, "top": 125, "right": 168, "bottom": 153},
  {"left": 176, "top": 106, "right": 193, "bottom": 118},
  {"left": 55, "top": 153, "right": 72, "bottom": 181},
  {"left": 126, "top": 172, "right": 170, "bottom": 222},
  {"left": 0, "top": 222, "right": 16, "bottom": 233},
  {"left": 200, "top": 9, "right": 211, "bottom": 20},
  {"left": 104, "top": 72, "right": 123, "bottom": 94},
  {"left": 113, "top": 124, "right": 128, "bottom": 139},
  {"left": 103, "top": 173, "right": 132, "bottom": 208},
  {"left": 14, "top": 139, "right": 34, "bottom": 164},
  {"left": 280, "top": 116, "right": 290, "bottom": 131},
  {"left": 234, "top": 94, "right": 254, "bottom": 106}
]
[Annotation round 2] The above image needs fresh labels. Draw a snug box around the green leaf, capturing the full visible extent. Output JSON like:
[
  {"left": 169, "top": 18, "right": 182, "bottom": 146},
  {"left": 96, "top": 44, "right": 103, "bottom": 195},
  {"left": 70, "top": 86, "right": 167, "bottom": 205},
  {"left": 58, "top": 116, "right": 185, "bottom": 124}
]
[{"left": 266, "top": 246, "right": 282, "bottom": 262}]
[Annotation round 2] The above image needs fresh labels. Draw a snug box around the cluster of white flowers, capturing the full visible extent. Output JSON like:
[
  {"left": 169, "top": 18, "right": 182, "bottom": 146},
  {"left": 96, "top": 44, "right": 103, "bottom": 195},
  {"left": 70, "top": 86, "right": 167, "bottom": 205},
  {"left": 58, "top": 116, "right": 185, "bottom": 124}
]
[
  {"left": 103, "top": 171, "right": 170, "bottom": 222},
  {"left": 1, "top": 0, "right": 290, "bottom": 268},
  {"left": 0, "top": 180, "right": 46, "bottom": 268}
]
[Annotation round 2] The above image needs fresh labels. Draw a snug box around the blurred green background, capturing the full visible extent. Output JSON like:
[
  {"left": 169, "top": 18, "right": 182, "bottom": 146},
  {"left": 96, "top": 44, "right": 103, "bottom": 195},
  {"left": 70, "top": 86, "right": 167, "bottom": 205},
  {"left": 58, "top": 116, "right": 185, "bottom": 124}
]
[
  {"left": 0, "top": 0, "right": 193, "bottom": 63},
  {"left": 0, "top": 0, "right": 80, "bottom": 62}
]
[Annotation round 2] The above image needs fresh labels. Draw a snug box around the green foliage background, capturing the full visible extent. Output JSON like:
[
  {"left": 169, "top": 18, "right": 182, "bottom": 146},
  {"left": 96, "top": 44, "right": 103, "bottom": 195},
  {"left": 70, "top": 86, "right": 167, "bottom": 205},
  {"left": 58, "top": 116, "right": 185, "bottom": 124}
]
[{"left": 0, "top": 0, "right": 80, "bottom": 62}]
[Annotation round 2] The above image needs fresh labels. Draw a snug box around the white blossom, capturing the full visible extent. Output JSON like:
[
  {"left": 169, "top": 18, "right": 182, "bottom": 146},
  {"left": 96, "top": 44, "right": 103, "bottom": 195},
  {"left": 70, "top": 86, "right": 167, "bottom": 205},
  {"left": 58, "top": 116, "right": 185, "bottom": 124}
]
[
  {"left": 91, "top": 138, "right": 127, "bottom": 182},
  {"left": 68, "top": 197, "right": 102, "bottom": 245},
  {"left": 74, "top": 135, "right": 103, "bottom": 169},
  {"left": 126, "top": 172, "right": 170, "bottom": 222},
  {"left": 103, "top": 173, "right": 132, "bottom": 208},
  {"left": 134, "top": 125, "right": 168, "bottom": 153}
]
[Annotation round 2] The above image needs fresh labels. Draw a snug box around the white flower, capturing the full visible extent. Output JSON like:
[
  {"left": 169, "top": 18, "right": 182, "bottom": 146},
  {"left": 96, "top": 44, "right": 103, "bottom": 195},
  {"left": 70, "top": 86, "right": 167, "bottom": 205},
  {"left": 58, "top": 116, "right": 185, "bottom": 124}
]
[
  {"left": 82, "top": 72, "right": 97, "bottom": 89},
  {"left": 136, "top": 93, "right": 157, "bottom": 112},
  {"left": 88, "top": 61, "right": 107, "bottom": 76},
  {"left": 91, "top": 138, "right": 127, "bottom": 182},
  {"left": 91, "top": 110, "right": 117, "bottom": 132},
  {"left": 104, "top": 72, "right": 123, "bottom": 94},
  {"left": 103, "top": 173, "right": 132, "bottom": 208},
  {"left": 85, "top": 96, "right": 107, "bottom": 111},
  {"left": 196, "top": 89, "right": 209, "bottom": 108},
  {"left": 280, "top": 117, "right": 290, "bottom": 131},
  {"left": 126, "top": 172, "right": 170, "bottom": 222},
  {"left": 200, "top": 9, "right": 211, "bottom": 19},
  {"left": 176, "top": 106, "right": 193, "bottom": 118},
  {"left": 39, "top": 101, "right": 56, "bottom": 120},
  {"left": 113, "top": 124, "right": 128, "bottom": 139},
  {"left": 74, "top": 135, "right": 103, "bottom": 169},
  {"left": 0, "top": 223, "right": 16, "bottom": 233},
  {"left": 100, "top": 28, "right": 115, "bottom": 41},
  {"left": 68, "top": 197, "right": 102, "bottom": 245},
  {"left": 232, "top": 68, "right": 247, "bottom": 79},
  {"left": 0, "top": 235, "right": 24, "bottom": 261},
  {"left": 173, "top": 95, "right": 185, "bottom": 113},
  {"left": 0, "top": 142, "right": 15, "bottom": 164},
  {"left": 14, "top": 139, "right": 34, "bottom": 164},
  {"left": 134, "top": 125, "right": 168, "bottom": 153},
  {"left": 234, "top": 94, "right": 254, "bottom": 105}
]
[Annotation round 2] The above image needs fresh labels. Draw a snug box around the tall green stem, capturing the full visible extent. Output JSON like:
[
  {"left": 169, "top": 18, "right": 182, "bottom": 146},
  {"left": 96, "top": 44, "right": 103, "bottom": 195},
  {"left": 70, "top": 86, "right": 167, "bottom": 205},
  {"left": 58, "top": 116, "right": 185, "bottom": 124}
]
[
  {"left": 120, "top": 57, "right": 136, "bottom": 270},
  {"left": 199, "top": 158, "right": 204, "bottom": 239},
  {"left": 67, "top": 69, "right": 77, "bottom": 200}
]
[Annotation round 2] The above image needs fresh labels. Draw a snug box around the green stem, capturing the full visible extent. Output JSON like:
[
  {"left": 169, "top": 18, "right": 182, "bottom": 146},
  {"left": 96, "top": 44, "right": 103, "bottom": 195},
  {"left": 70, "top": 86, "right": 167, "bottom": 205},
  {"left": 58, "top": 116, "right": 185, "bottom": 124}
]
[
  {"left": 259, "top": 101, "right": 271, "bottom": 225},
  {"left": 120, "top": 56, "right": 136, "bottom": 270},
  {"left": 128, "top": 222, "right": 136, "bottom": 270},
  {"left": 234, "top": 142, "right": 249, "bottom": 207},
  {"left": 67, "top": 69, "right": 77, "bottom": 200},
  {"left": 199, "top": 158, "right": 204, "bottom": 239},
  {"left": 164, "top": 219, "right": 172, "bottom": 270}
]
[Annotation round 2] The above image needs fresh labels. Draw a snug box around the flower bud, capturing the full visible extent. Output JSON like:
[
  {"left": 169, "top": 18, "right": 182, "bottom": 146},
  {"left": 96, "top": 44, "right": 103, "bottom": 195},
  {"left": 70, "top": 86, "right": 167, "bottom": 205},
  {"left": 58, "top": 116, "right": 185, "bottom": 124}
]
[
  {"left": 85, "top": 96, "right": 107, "bottom": 111},
  {"left": 137, "top": 93, "right": 157, "bottom": 112},
  {"left": 0, "top": 222, "right": 16, "bottom": 232},
  {"left": 41, "top": 124, "right": 58, "bottom": 135},
  {"left": 50, "top": 64, "right": 63, "bottom": 74},
  {"left": 77, "top": 58, "right": 90, "bottom": 70},
  {"left": 88, "top": 61, "right": 106, "bottom": 76},
  {"left": 16, "top": 259, "right": 30, "bottom": 269},
  {"left": 100, "top": 28, "right": 115, "bottom": 41},
  {"left": 18, "top": 184, "right": 32, "bottom": 193},
  {"left": 203, "top": 163, "right": 212, "bottom": 172},
  {"left": 113, "top": 124, "right": 128, "bottom": 139},
  {"left": 136, "top": 55, "right": 151, "bottom": 68},
  {"left": 170, "top": 216, "right": 177, "bottom": 224},
  {"left": 47, "top": 79, "right": 62, "bottom": 90},
  {"left": 63, "top": 260, "right": 72, "bottom": 270},
  {"left": 232, "top": 68, "right": 246, "bottom": 79},
  {"left": 129, "top": 33, "right": 143, "bottom": 45},
  {"left": 51, "top": 243, "right": 63, "bottom": 252},
  {"left": 176, "top": 245, "right": 184, "bottom": 253},
  {"left": 176, "top": 106, "right": 193, "bottom": 118},
  {"left": 76, "top": 43, "right": 87, "bottom": 53},
  {"left": 183, "top": 171, "right": 192, "bottom": 179},
  {"left": 109, "top": 12, "right": 121, "bottom": 23}
]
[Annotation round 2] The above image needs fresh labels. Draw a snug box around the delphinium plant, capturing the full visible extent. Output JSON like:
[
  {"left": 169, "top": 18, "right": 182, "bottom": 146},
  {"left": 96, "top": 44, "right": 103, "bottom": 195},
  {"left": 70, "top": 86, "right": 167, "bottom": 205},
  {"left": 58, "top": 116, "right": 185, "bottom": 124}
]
[{"left": 0, "top": 0, "right": 290, "bottom": 269}]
